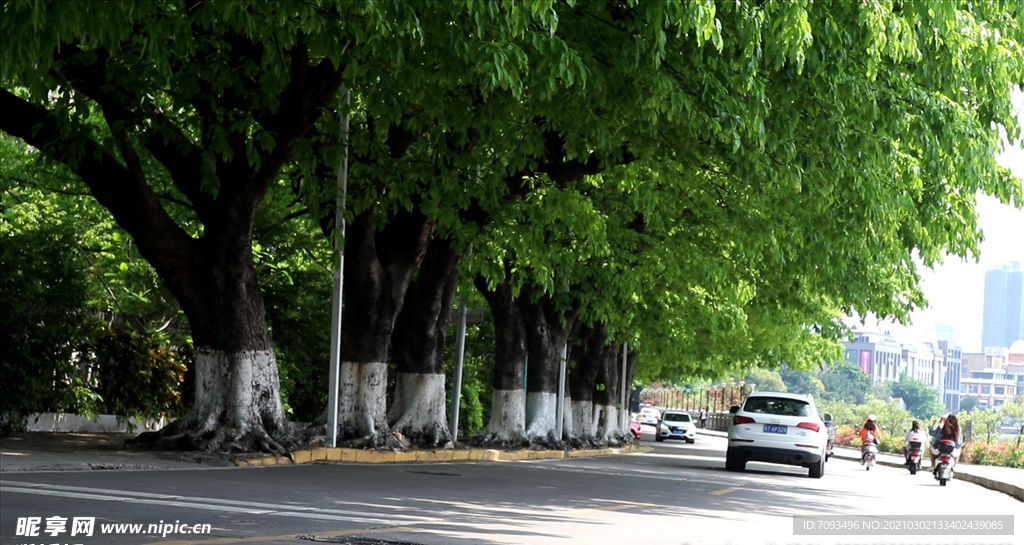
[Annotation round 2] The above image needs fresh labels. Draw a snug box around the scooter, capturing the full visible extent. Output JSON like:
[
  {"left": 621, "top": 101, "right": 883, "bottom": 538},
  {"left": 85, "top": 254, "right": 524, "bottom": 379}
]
[
  {"left": 905, "top": 434, "right": 924, "bottom": 475},
  {"left": 932, "top": 439, "right": 959, "bottom": 486},
  {"left": 823, "top": 413, "right": 836, "bottom": 462},
  {"left": 861, "top": 432, "right": 878, "bottom": 470}
]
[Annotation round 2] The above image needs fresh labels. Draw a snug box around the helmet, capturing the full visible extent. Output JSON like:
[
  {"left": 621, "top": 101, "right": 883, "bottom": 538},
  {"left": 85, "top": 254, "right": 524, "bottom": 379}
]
[{"left": 867, "top": 414, "right": 877, "bottom": 421}]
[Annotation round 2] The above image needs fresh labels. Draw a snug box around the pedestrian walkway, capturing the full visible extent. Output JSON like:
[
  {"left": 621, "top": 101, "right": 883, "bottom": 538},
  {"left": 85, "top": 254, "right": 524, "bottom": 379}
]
[{"left": 697, "top": 428, "right": 1023, "bottom": 502}]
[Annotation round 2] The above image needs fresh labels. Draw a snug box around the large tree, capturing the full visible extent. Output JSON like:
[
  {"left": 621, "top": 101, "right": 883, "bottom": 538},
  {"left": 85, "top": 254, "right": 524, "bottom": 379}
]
[
  {"left": 5, "top": 0, "right": 1024, "bottom": 453},
  {"left": 0, "top": 1, "right": 404, "bottom": 451}
]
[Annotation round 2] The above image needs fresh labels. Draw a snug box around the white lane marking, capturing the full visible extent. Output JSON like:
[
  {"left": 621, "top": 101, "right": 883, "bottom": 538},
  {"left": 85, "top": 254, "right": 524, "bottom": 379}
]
[{"left": 0, "top": 482, "right": 438, "bottom": 524}]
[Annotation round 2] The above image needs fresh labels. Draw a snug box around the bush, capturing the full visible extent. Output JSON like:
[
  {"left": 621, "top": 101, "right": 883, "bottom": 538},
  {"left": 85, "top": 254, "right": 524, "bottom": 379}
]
[
  {"left": 962, "top": 441, "right": 1024, "bottom": 468},
  {"left": 92, "top": 328, "right": 188, "bottom": 424}
]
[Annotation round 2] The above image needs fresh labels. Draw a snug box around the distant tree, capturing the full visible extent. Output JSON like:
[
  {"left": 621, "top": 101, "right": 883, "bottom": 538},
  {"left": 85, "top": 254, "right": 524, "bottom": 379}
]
[
  {"left": 744, "top": 368, "right": 787, "bottom": 393},
  {"left": 966, "top": 408, "right": 1003, "bottom": 443},
  {"left": 959, "top": 396, "right": 980, "bottom": 413},
  {"left": 891, "top": 374, "right": 945, "bottom": 420},
  {"left": 819, "top": 361, "right": 873, "bottom": 405},
  {"left": 872, "top": 382, "right": 895, "bottom": 401},
  {"left": 779, "top": 366, "right": 824, "bottom": 398}
]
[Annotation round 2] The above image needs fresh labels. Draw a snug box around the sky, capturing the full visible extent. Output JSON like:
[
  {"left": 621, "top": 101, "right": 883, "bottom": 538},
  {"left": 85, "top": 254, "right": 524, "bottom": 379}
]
[{"left": 893, "top": 90, "right": 1024, "bottom": 353}]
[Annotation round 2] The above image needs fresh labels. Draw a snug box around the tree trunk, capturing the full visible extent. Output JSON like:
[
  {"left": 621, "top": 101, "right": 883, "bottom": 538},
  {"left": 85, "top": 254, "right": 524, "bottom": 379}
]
[
  {"left": 335, "top": 207, "right": 433, "bottom": 445},
  {"left": 135, "top": 224, "right": 292, "bottom": 453},
  {"left": 568, "top": 323, "right": 610, "bottom": 446},
  {"left": 519, "top": 287, "right": 580, "bottom": 444},
  {"left": 594, "top": 338, "right": 628, "bottom": 444},
  {"left": 388, "top": 236, "right": 459, "bottom": 446},
  {"left": 473, "top": 275, "right": 528, "bottom": 445}
]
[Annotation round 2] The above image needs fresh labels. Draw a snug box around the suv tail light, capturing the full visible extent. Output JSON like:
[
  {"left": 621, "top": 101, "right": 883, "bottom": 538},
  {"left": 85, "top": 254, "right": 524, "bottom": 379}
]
[
  {"left": 733, "top": 415, "right": 755, "bottom": 425},
  {"left": 797, "top": 422, "right": 821, "bottom": 432}
]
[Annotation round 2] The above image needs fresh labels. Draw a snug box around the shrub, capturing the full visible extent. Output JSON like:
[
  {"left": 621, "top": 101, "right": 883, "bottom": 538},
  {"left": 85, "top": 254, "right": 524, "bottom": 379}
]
[
  {"left": 963, "top": 441, "right": 1024, "bottom": 468},
  {"left": 92, "top": 327, "right": 188, "bottom": 424}
]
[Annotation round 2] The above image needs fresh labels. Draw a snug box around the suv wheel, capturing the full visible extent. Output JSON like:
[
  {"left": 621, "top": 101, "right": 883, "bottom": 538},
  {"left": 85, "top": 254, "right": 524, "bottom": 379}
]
[
  {"left": 725, "top": 448, "right": 745, "bottom": 472},
  {"left": 808, "top": 458, "right": 824, "bottom": 479}
]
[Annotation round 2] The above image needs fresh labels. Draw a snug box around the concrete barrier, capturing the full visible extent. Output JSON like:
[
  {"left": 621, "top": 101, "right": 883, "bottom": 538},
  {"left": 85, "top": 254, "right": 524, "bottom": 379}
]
[{"left": 24, "top": 413, "right": 168, "bottom": 433}]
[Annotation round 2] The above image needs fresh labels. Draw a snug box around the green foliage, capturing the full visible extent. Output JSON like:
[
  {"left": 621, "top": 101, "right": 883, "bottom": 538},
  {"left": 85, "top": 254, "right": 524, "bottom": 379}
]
[
  {"left": 959, "top": 396, "right": 980, "bottom": 413},
  {"left": 1, "top": 188, "right": 101, "bottom": 431},
  {"left": 4, "top": 0, "right": 1024, "bottom": 440},
  {"left": 779, "top": 365, "right": 825, "bottom": 398},
  {"left": 743, "top": 368, "right": 786, "bottom": 393},
  {"left": 819, "top": 361, "right": 873, "bottom": 405},
  {"left": 446, "top": 317, "right": 494, "bottom": 438},
  {"left": 891, "top": 373, "right": 944, "bottom": 420},
  {"left": 92, "top": 328, "right": 188, "bottom": 424},
  {"left": 965, "top": 408, "right": 1004, "bottom": 443},
  {"left": 819, "top": 400, "right": 859, "bottom": 427}
]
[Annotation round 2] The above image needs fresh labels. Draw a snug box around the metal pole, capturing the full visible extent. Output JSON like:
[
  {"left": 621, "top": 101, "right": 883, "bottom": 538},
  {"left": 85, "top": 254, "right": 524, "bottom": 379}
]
[
  {"left": 326, "top": 84, "right": 350, "bottom": 448},
  {"left": 449, "top": 295, "right": 468, "bottom": 441},
  {"left": 619, "top": 342, "right": 628, "bottom": 432},
  {"left": 555, "top": 343, "right": 567, "bottom": 441}
]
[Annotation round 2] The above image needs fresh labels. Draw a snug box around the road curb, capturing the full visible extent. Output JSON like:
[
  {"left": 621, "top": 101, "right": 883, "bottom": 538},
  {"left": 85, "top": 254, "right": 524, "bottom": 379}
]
[{"left": 234, "top": 444, "right": 643, "bottom": 467}]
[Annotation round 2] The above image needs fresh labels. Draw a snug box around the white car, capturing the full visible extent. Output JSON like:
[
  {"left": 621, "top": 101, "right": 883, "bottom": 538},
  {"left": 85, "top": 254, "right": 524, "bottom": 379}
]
[
  {"left": 656, "top": 411, "right": 696, "bottom": 443},
  {"left": 637, "top": 407, "right": 662, "bottom": 426},
  {"left": 725, "top": 391, "right": 827, "bottom": 478}
]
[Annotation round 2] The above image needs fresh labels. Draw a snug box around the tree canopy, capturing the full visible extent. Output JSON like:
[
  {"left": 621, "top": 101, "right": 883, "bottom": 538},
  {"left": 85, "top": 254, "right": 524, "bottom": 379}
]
[{"left": 3, "top": 0, "right": 1024, "bottom": 449}]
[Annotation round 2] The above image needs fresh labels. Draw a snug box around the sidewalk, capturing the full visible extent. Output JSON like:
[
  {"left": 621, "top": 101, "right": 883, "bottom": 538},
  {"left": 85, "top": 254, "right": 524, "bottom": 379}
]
[{"left": 697, "top": 428, "right": 1024, "bottom": 502}]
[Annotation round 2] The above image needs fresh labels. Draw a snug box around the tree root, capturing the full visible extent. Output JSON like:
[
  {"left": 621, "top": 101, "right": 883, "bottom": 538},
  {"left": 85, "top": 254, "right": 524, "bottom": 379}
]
[{"left": 129, "top": 422, "right": 295, "bottom": 455}]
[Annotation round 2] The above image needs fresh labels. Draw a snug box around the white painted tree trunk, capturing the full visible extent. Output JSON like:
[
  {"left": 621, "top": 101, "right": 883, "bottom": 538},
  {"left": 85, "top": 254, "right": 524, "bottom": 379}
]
[
  {"left": 590, "top": 403, "right": 604, "bottom": 437},
  {"left": 155, "top": 348, "right": 289, "bottom": 452},
  {"left": 597, "top": 403, "right": 622, "bottom": 443},
  {"left": 337, "top": 361, "right": 388, "bottom": 439},
  {"left": 388, "top": 372, "right": 451, "bottom": 446},
  {"left": 571, "top": 400, "right": 593, "bottom": 442},
  {"left": 526, "top": 391, "right": 558, "bottom": 441},
  {"left": 481, "top": 389, "right": 527, "bottom": 444}
]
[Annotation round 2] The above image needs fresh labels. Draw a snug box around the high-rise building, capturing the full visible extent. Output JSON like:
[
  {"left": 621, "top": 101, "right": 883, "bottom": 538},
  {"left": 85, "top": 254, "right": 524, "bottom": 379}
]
[{"left": 981, "top": 261, "right": 1024, "bottom": 351}]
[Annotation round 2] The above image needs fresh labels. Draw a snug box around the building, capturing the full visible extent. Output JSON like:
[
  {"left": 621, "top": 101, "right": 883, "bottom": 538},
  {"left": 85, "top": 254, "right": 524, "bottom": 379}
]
[
  {"left": 982, "top": 261, "right": 1024, "bottom": 351},
  {"left": 844, "top": 331, "right": 903, "bottom": 384},
  {"left": 960, "top": 368, "right": 1018, "bottom": 409},
  {"left": 937, "top": 340, "right": 962, "bottom": 413}
]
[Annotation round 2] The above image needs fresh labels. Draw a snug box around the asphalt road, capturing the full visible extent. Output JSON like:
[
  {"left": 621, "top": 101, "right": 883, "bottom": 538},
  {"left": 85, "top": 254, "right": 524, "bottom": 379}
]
[{"left": 1, "top": 428, "right": 1019, "bottom": 545}]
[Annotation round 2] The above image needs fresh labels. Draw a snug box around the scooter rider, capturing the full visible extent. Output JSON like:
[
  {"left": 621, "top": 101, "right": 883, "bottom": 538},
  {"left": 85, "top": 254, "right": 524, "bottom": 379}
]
[
  {"left": 903, "top": 420, "right": 925, "bottom": 467},
  {"left": 930, "top": 413, "right": 961, "bottom": 469},
  {"left": 858, "top": 414, "right": 882, "bottom": 462}
]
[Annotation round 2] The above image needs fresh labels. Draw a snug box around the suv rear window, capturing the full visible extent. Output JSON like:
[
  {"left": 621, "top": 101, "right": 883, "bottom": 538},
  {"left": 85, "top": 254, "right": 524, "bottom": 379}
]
[{"left": 743, "top": 397, "right": 811, "bottom": 417}]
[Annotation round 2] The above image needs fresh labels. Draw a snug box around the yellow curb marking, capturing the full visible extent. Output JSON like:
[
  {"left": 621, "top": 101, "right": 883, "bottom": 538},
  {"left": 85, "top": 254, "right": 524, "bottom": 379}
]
[
  {"left": 151, "top": 525, "right": 420, "bottom": 545},
  {"left": 235, "top": 445, "right": 641, "bottom": 466},
  {"left": 709, "top": 487, "right": 740, "bottom": 495},
  {"left": 564, "top": 502, "right": 657, "bottom": 515}
]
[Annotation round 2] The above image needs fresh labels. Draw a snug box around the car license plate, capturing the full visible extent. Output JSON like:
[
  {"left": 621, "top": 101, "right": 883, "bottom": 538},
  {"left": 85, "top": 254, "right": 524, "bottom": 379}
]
[{"left": 763, "top": 424, "right": 787, "bottom": 434}]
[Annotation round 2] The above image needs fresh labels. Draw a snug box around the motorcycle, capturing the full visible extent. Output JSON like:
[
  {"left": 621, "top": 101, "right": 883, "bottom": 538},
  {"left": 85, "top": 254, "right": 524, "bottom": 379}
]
[
  {"left": 861, "top": 432, "right": 878, "bottom": 470},
  {"left": 932, "top": 439, "right": 959, "bottom": 486},
  {"left": 905, "top": 432, "right": 924, "bottom": 475},
  {"left": 823, "top": 413, "right": 836, "bottom": 462}
]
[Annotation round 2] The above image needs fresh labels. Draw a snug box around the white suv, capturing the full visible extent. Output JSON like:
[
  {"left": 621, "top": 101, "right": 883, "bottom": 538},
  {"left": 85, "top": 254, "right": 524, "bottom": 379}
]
[
  {"left": 726, "top": 391, "right": 827, "bottom": 478},
  {"left": 655, "top": 411, "right": 696, "bottom": 443}
]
